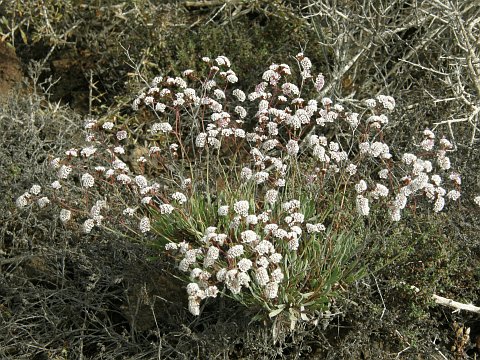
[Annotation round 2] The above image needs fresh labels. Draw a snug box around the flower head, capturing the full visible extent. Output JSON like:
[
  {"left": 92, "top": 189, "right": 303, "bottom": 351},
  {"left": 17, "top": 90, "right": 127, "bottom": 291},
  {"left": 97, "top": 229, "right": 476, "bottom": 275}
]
[
  {"left": 233, "top": 200, "right": 249, "bottom": 217},
  {"left": 81, "top": 173, "right": 95, "bottom": 188}
]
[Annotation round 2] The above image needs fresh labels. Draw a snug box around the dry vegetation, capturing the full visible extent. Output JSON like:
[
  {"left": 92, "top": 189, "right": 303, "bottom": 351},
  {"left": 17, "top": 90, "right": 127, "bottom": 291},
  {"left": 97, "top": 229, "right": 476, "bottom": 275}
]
[{"left": 0, "top": 0, "right": 479, "bottom": 359}]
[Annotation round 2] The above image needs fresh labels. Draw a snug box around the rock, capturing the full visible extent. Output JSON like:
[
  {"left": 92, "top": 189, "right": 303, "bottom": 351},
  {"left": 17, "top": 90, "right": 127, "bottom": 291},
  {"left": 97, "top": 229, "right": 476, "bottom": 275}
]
[{"left": 0, "top": 41, "right": 23, "bottom": 99}]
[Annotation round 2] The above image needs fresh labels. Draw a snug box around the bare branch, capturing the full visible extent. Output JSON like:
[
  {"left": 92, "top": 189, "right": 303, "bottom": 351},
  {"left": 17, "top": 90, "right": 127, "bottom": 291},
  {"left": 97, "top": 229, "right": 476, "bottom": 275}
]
[
  {"left": 432, "top": 294, "right": 480, "bottom": 314},
  {"left": 410, "top": 284, "right": 480, "bottom": 314}
]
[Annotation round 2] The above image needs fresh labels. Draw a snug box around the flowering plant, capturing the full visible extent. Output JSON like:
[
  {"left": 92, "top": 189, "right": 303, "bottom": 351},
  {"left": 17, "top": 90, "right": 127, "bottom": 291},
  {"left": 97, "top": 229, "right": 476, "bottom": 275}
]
[{"left": 16, "top": 53, "right": 468, "bottom": 326}]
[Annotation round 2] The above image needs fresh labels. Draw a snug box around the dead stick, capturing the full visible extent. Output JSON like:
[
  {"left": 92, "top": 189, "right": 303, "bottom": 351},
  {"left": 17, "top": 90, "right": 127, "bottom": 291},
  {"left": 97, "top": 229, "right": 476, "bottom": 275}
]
[
  {"left": 185, "top": 0, "right": 245, "bottom": 8},
  {"left": 409, "top": 284, "right": 480, "bottom": 314},
  {"left": 432, "top": 294, "right": 480, "bottom": 314}
]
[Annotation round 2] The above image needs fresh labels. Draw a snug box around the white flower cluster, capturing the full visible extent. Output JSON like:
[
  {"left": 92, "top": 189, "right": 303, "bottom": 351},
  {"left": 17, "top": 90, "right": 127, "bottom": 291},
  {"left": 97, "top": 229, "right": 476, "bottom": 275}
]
[
  {"left": 16, "top": 184, "right": 53, "bottom": 212},
  {"left": 356, "top": 195, "right": 370, "bottom": 216},
  {"left": 233, "top": 200, "right": 249, "bottom": 217},
  {"left": 81, "top": 145, "right": 97, "bottom": 158},
  {"left": 151, "top": 122, "right": 172, "bottom": 134},
  {"left": 139, "top": 217, "right": 151, "bottom": 233},
  {"left": 16, "top": 192, "right": 31, "bottom": 209},
  {"left": 165, "top": 195, "right": 328, "bottom": 315},
  {"left": 171, "top": 192, "right": 187, "bottom": 204},
  {"left": 59, "top": 209, "right": 72, "bottom": 223},
  {"left": 58, "top": 165, "right": 72, "bottom": 179},
  {"left": 81, "top": 200, "right": 108, "bottom": 233},
  {"left": 306, "top": 223, "right": 326, "bottom": 233},
  {"left": 376, "top": 95, "right": 395, "bottom": 111},
  {"left": 81, "top": 173, "right": 95, "bottom": 188},
  {"left": 302, "top": 89, "right": 460, "bottom": 220}
]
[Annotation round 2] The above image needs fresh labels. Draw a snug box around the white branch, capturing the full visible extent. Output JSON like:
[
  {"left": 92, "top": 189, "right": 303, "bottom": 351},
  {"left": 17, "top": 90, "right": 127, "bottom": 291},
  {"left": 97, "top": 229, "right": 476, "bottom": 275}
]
[
  {"left": 409, "top": 284, "right": 480, "bottom": 314},
  {"left": 432, "top": 294, "right": 480, "bottom": 314}
]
